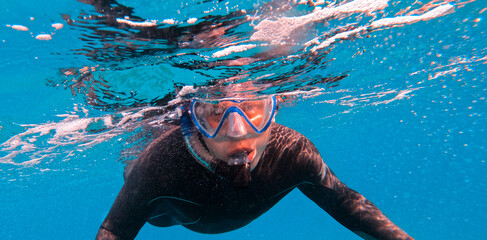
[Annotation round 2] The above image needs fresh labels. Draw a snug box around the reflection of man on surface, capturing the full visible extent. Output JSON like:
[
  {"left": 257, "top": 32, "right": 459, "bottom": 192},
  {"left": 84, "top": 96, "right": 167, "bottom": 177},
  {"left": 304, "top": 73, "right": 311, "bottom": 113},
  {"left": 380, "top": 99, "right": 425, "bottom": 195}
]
[{"left": 96, "top": 83, "right": 414, "bottom": 240}]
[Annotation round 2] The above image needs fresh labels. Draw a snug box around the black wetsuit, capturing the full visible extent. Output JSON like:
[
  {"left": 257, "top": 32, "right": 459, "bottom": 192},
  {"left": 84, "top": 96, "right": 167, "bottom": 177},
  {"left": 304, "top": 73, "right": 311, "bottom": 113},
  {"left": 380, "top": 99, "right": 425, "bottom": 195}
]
[{"left": 96, "top": 123, "right": 413, "bottom": 240}]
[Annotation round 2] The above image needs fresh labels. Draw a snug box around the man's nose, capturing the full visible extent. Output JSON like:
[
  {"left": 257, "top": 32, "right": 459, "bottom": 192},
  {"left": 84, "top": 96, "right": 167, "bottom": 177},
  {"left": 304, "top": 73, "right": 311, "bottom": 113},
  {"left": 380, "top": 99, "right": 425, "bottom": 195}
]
[{"left": 224, "top": 112, "right": 248, "bottom": 138}]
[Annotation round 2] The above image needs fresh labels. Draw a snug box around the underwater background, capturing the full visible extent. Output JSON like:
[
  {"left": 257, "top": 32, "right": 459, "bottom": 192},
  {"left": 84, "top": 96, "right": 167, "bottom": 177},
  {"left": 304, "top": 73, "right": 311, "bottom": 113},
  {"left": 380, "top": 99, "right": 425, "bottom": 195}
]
[{"left": 1, "top": 0, "right": 486, "bottom": 239}]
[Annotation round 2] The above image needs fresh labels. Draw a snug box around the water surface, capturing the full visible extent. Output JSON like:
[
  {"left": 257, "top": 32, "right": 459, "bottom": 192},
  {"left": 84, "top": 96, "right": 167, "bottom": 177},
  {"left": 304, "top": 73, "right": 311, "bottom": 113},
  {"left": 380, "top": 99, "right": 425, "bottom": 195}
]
[{"left": 1, "top": 0, "right": 486, "bottom": 239}]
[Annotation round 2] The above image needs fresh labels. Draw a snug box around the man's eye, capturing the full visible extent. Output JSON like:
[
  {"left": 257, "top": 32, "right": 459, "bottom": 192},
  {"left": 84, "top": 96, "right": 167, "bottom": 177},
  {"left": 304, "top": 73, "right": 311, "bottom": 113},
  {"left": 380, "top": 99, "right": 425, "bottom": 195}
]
[
  {"left": 210, "top": 105, "right": 224, "bottom": 115},
  {"left": 242, "top": 103, "right": 261, "bottom": 113},
  {"left": 241, "top": 103, "right": 253, "bottom": 111}
]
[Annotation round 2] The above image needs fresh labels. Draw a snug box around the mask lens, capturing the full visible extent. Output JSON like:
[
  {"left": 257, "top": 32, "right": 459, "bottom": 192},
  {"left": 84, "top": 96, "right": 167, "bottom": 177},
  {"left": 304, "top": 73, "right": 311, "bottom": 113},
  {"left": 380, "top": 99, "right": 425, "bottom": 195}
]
[
  {"left": 192, "top": 101, "right": 223, "bottom": 136},
  {"left": 239, "top": 98, "right": 271, "bottom": 129}
]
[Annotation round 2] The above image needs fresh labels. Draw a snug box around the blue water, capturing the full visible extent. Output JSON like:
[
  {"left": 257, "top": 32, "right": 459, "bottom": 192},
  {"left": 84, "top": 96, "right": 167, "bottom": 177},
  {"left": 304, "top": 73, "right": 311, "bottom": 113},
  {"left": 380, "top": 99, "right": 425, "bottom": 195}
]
[{"left": 1, "top": 0, "right": 486, "bottom": 239}]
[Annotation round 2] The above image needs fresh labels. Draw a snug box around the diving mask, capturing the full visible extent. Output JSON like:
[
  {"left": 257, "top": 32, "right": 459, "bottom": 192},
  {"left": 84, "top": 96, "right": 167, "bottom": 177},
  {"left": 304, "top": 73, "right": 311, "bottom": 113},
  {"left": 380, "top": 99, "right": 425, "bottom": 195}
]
[{"left": 190, "top": 96, "right": 277, "bottom": 138}]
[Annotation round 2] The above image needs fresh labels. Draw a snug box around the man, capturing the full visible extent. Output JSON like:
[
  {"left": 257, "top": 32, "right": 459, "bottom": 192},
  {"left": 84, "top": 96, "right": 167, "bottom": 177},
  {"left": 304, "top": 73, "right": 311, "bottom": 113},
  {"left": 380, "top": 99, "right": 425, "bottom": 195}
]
[{"left": 96, "top": 89, "right": 414, "bottom": 240}]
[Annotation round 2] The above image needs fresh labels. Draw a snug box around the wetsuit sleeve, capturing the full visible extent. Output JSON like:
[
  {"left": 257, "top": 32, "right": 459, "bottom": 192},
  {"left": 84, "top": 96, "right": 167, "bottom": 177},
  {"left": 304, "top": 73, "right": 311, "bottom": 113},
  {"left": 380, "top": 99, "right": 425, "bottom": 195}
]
[
  {"left": 96, "top": 125, "right": 182, "bottom": 239},
  {"left": 296, "top": 139, "right": 414, "bottom": 240},
  {"left": 96, "top": 151, "right": 159, "bottom": 239},
  {"left": 95, "top": 179, "right": 153, "bottom": 239}
]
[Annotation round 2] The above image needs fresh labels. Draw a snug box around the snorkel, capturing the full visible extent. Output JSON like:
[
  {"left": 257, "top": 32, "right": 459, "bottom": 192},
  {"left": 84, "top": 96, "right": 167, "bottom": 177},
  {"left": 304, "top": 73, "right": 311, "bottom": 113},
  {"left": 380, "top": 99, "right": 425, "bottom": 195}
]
[{"left": 180, "top": 105, "right": 252, "bottom": 188}]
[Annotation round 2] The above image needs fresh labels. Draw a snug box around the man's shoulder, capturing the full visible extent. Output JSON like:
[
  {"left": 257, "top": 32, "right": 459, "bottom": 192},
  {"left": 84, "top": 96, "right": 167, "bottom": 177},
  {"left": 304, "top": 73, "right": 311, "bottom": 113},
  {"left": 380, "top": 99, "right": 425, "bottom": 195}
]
[
  {"left": 266, "top": 123, "right": 319, "bottom": 162},
  {"left": 264, "top": 123, "right": 325, "bottom": 180},
  {"left": 270, "top": 123, "right": 310, "bottom": 146},
  {"left": 140, "top": 123, "right": 183, "bottom": 151},
  {"left": 133, "top": 124, "right": 183, "bottom": 162},
  {"left": 124, "top": 123, "right": 184, "bottom": 179}
]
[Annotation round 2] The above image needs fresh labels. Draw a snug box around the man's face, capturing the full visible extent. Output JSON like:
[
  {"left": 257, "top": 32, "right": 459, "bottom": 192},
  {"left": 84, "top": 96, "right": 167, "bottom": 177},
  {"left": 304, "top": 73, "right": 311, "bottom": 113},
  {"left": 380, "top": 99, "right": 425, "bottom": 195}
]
[{"left": 192, "top": 96, "right": 275, "bottom": 168}]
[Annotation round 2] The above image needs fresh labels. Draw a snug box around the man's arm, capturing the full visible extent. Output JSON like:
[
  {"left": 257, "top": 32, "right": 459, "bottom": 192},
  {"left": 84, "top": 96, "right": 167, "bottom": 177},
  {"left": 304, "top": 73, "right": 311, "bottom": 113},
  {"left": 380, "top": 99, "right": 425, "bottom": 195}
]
[
  {"left": 95, "top": 179, "right": 152, "bottom": 240},
  {"left": 95, "top": 170, "right": 154, "bottom": 240},
  {"left": 96, "top": 125, "right": 183, "bottom": 239},
  {"left": 298, "top": 166, "right": 414, "bottom": 240},
  {"left": 95, "top": 146, "right": 166, "bottom": 240},
  {"left": 96, "top": 226, "right": 124, "bottom": 240}
]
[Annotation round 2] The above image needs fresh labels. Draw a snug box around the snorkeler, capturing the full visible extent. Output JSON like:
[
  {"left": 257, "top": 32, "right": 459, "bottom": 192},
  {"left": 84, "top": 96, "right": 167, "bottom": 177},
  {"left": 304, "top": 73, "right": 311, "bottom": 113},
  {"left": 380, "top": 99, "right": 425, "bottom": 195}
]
[{"left": 95, "top": 84, "right": 414, "bottom": 240}]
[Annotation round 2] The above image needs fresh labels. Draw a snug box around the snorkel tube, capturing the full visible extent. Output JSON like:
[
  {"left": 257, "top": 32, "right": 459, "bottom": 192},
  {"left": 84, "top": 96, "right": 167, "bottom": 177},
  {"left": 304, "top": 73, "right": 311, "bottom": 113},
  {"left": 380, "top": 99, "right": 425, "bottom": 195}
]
[{"left": 180, "top": 105, "right": 251, "bottom": 188}]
